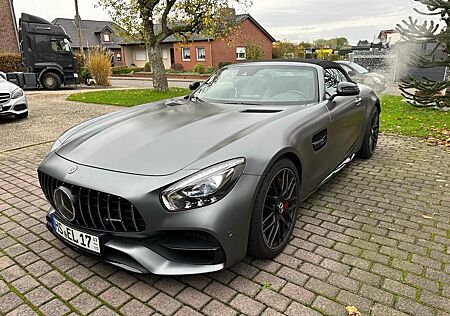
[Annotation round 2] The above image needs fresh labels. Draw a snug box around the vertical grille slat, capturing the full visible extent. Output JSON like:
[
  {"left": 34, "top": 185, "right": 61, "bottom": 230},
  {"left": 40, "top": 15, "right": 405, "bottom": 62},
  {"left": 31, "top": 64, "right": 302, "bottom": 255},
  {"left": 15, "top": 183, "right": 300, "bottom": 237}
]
[
  {"left": 117, "top": 198, "right": 127, "bottom": 232},
  {"left": 130, "top": 205, "right": 139, "bottom": 232},
  {"left": 37, "top": 171, "right": 145, "bottom": 233},
  {"left": 76, "top": 186, "right": 89, "bottom": 227},
  {"left": 106, "top": 194, "right": 117, "bottom": 232}
]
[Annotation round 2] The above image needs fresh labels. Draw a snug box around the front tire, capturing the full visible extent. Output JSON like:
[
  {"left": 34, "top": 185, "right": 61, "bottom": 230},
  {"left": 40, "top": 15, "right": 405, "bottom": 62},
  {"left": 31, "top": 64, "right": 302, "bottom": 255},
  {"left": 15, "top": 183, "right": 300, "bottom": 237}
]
[
  {"left": 248, "top": 158, "right": 300, "bottom": 259},
  {"left": 41, "top": 72, "right": 61, "bottom": 90},
  {"left": 357, "top": 108, "right": 379, "bottom": 159}
]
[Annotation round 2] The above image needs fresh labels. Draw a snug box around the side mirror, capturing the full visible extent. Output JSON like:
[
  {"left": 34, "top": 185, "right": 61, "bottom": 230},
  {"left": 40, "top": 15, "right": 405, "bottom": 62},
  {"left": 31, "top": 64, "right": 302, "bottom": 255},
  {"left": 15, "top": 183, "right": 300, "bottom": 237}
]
[
  {"left": 347, "top": 70, "right": 356, "bottom": 76},
  {"left": 189, "top": 81, "right": 201, "bottom": 91},
  {"left": 337, "top": 82, "right": 360, "bottom": 96}
]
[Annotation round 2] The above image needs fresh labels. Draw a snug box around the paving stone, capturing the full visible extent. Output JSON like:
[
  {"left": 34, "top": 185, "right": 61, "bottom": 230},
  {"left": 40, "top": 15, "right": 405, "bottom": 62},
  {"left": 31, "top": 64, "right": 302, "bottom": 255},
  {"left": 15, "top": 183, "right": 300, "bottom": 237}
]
[
  {"left": 53, "top": 281, "right": 82, "bottom": 301},
  {"left": 154, "top": 277, "right": 185, "bottom": 296},
  {"left": 255, "top": 289, "right": 290, "bottom": 312},
  {"left": 359, "top": 284, "right": 394, "bottom": 306},
  {"left": 70, "top": 292, "right": 102, "bottom": 314},
  {"left": 382, "top": 279, "right": 417, "bottom": 299},
  {"left": 229, "top": 276, "right": 261, "bottom": 296},
  {"left": 0, "top": 292, "right": 23, "bottom": 314},
  {"left": 6, "top": 303, "right": 37, "bottom": 316},
  {"left": 81, "top": 275, "right": 111, "bottom": 295},
  {"left": 204, "top": 281, "right": 237, "bottom": 302},
  {"left": 275, "top": 266, "right": 308, "bottom": 286},
  {"left": 120, "top": 299, "right": 154, "bottom": 316},
  {"left": 305, "top": 277, "right": 339, "bottom": 298},
  {"left": 24, "top": 286, "right": 54, "bottom": 307},
  {"left": 39, "top": 298, "right": 71, "bottom": 316},
  {"left": 99, "top": 286, "right": 131, "bottom": 308},
  {"left": 311, "top": 295, "right": 346, "bottom": 316},
  {"left": 336, "top": 290, "right": 373, "bottom": 313},
  {"left": 202, "top": 300, "right": 236, "bottom": 316},
  {"left": 149, "top": 292, "right": 182, "bottom": 315},
  {"left": 125, "top": 281, "right": 158, "bottom": 302},
  {"left": 230, "top": 293, "right": 265, "bottom": 316},
  {"left": 254, "top": 271, "right": 286, "bottom": 291},
  {"left": 176, "top": 287, "right": 210, "bottom": 309},
  {"left": 285, "top": 301, "right": 322, "bottom": 316},
  {"left": 370, "top": 303, "right": 409, "bottom": 316},
  {"left": 327, "top": 272, "right": 360, "bottom": 293},
  {"left": 396, "top": 297, "right": 434, "bottom": 316}
]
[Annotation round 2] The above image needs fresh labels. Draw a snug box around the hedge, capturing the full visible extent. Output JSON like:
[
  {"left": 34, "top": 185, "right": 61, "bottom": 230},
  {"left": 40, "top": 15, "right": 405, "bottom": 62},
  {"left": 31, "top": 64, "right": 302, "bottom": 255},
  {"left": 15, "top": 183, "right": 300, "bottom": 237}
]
[{"left": 0, "top": 52, "right": 23, "bottom": 72}]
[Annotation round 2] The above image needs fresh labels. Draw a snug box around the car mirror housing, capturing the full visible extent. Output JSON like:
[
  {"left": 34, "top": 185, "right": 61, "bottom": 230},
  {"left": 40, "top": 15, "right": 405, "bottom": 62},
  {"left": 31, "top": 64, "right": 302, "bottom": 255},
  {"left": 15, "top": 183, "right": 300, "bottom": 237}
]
[
  {"left": 189, "top": 81, "right": 201, "bottom": 91},
  {"left": 337, "top": 82, "right": 360, "bottom": 96}
]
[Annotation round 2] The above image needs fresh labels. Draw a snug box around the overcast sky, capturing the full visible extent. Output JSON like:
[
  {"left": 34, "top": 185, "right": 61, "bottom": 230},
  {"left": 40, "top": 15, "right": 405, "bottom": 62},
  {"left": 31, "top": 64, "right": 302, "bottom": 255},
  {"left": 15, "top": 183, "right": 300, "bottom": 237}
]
[{"left": 13, "top": 0, "right": 422, "bottom": 45}]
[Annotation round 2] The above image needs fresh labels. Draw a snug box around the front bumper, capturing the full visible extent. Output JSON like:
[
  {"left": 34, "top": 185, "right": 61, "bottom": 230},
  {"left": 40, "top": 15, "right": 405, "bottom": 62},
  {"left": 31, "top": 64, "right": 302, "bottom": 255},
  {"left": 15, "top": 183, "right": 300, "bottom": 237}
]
[
  {"left": 0, "top": 94, "right": 28, "bottom": 116},
  {"left": 40, "top": 153, "right": 260, "bottom": 275}
]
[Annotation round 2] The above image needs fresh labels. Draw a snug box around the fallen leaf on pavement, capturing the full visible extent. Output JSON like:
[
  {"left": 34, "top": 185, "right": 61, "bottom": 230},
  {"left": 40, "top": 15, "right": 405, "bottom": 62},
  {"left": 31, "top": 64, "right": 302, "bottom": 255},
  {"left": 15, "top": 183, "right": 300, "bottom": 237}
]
[{"left": 346, "top": 306, "right": 362, "bottom": 316}]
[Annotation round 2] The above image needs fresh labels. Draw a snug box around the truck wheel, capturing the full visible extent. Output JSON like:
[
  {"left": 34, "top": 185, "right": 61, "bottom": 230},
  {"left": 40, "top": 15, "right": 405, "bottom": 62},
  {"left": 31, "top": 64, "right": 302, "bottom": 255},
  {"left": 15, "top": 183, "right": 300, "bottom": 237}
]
[{"left": 41, "top": 72, "right": 61, "bottom": 90}]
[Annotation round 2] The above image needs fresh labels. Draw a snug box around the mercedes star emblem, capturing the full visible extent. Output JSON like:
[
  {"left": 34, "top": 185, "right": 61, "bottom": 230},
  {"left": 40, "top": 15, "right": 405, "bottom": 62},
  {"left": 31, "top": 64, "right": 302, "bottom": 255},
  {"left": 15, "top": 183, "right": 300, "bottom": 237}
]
[{"left": 53, "top": 186, "right": 77, "bottom": 222}]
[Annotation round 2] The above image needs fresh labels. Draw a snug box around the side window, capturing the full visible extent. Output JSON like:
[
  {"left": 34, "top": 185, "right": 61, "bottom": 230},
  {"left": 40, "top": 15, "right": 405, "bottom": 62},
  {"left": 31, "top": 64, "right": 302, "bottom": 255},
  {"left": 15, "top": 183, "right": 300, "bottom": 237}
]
[
  {"left": 51, "top": 39, "right": 70, "bottom": 53},
  {"left": 324, "top": 68, "right": 348, "bottom": 98}
]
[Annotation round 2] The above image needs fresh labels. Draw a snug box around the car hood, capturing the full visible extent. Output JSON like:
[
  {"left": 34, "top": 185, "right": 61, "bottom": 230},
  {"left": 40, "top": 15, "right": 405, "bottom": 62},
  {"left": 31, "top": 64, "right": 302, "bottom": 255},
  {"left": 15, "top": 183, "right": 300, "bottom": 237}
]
[
  {"left": 0, "top": 80, "right": 18, "bottom": 93},
  {"left": 57, "top": 99, "right": 291, "bottom": 176}
]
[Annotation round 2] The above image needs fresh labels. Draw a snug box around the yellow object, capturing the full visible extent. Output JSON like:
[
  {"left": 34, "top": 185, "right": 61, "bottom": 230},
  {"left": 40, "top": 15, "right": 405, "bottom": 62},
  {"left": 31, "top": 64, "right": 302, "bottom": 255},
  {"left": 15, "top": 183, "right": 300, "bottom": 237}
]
[{"left": 346, "top": 306, "right": 362, "bottom": 316}]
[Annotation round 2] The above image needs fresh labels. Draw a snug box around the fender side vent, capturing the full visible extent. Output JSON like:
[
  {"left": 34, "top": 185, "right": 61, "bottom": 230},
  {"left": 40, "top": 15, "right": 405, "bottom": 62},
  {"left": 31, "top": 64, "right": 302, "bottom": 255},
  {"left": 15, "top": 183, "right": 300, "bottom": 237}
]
[{"left": 240, "top": 109, "right": 282, "bottom": 114}]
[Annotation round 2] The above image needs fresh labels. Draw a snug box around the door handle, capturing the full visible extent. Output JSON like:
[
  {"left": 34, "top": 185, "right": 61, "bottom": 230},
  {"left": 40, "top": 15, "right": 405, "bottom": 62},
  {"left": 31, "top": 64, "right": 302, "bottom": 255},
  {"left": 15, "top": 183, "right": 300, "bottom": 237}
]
[{"left": 355, "top": 97, "right": 362, "bottom": 105}]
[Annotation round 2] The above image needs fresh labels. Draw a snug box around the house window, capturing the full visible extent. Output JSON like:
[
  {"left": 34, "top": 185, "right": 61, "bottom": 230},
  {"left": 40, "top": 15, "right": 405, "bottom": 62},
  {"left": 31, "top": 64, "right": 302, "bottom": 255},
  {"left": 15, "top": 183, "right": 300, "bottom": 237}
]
[
  {"left": 236, "top": 47, "right": 246, "bottom": 60},
  {"left": 196, "top": 47, "right": 206, "bottom": 61},
  {"left": 103, "top": 33, "right": 110, "bottom": 42},
  {"left": 182, "top": 47, "right": 191, "bottom": 61},
  {"left": 135, "top": 48, "right": 147, "bottom": 61},
  {"left": 116, "top": 52, "right": 122, "bottom": 62}
]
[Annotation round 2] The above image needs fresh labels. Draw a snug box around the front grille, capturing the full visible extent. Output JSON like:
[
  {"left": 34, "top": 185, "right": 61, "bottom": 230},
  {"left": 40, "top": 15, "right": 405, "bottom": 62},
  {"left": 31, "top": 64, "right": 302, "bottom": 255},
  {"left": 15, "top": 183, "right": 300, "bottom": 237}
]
[
  {"left": 0, "top": 93, "right": 10, "bottom": 105},
  {"left": 38, "top": 171, "right": 146, "bottom": 233}
]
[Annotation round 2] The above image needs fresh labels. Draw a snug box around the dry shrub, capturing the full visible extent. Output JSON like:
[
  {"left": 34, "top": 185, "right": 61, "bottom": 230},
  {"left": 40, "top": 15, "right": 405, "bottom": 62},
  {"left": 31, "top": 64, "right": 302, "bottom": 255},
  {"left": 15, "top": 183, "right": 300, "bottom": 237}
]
[
  {"left": 0, "top": 52, "right": 24, "bottom": 72},
  {"left": 87, "top": 47, "right": 111, "bottom": 86}
]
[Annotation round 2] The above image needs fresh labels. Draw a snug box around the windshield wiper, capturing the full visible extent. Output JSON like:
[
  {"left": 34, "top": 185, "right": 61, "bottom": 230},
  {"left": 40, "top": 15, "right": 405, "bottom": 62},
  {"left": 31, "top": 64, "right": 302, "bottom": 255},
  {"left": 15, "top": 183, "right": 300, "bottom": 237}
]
[
  {"left": 223, "top": 101, "right": 261, "bottom": 105},
  {"left": 189, "top": 95, "right": 205, "bottom": 103}
]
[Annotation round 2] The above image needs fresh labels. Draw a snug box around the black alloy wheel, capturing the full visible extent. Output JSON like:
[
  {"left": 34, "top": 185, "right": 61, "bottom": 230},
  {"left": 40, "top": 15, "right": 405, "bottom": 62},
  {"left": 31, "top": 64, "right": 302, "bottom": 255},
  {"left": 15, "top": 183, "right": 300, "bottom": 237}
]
[{"left": 248, "top": 158, "right": 300, "bottom": 258}]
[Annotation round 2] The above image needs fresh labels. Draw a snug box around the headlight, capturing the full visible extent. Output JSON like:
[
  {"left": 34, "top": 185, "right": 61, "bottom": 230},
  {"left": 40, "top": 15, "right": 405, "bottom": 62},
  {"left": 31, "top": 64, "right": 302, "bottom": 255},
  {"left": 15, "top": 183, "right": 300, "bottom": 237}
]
[
  {"left": 161, "top": 158, "right": 246, "bottom": 211},
  {"left": 11, "top": 88, "right": 24, "bottom": 99}
]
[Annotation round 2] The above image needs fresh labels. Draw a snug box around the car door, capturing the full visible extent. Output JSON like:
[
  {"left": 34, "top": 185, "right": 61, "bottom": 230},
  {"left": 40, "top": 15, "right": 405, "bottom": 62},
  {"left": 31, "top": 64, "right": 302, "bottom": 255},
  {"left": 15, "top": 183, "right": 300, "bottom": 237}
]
[{"left": 324, "top": 68, "right": 365, "bottom": 165}]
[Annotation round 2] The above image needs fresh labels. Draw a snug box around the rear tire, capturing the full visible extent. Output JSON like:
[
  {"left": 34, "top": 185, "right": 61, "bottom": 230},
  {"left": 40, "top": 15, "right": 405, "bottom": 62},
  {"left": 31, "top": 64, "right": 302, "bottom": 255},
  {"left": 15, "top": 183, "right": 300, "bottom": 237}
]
[
  {"left": 41, "top": 72, "right": 61, "bottom": 90},
  {"left": 15, "top": 112, "right": 28, "bottom": 119},
  {"left": 248, "top": 158, "right": 300, "bottom": 259},
  {"left": 357, "top": 108, "right": 379, "bottom": 159}
]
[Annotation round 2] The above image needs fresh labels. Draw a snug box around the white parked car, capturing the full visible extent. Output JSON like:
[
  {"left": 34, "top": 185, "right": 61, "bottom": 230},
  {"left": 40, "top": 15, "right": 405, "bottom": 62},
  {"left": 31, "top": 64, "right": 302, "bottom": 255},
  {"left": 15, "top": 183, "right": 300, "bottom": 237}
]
[{"left": 0, "top": 72, "right": 28, "bottom": 119}]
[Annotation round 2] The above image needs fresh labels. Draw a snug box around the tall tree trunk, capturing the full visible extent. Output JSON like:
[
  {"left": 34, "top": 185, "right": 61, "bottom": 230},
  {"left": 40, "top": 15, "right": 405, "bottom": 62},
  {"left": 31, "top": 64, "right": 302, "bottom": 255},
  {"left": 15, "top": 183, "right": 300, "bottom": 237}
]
[
  {"left": 74, "top": 0, "right": 84, "bottom": 60},
  {"left": 148, "top": 42, "right": 169, "bottom": 91}
]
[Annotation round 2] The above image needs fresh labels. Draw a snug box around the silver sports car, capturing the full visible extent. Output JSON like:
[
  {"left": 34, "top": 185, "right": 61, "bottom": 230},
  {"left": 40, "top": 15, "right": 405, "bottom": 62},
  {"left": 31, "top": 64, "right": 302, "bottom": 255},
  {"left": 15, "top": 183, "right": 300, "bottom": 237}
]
[{"left": 38, "top": 60, "right": 380, "bottom": 275}]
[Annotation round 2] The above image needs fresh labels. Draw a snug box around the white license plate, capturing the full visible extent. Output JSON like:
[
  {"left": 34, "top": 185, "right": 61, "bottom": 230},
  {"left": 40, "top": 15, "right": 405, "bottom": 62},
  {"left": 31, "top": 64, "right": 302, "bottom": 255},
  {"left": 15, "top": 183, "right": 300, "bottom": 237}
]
[{"left": 53, "top": 216, "right": 101, "bottom": 254}]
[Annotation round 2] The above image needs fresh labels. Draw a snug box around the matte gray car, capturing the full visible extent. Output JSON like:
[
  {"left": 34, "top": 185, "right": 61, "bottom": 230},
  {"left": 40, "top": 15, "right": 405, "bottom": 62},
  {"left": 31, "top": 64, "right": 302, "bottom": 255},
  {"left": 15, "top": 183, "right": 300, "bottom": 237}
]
[{"left": 38, "top": 60, "right": 380, "bottom": 275}]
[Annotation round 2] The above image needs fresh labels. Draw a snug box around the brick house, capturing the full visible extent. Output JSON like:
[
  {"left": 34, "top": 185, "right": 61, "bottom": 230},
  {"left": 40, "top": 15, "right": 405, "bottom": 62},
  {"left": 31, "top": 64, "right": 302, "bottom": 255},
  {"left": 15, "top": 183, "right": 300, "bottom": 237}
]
[
  {"left": 52, "top": 18, "right": 126, "bottom": 66},
  {"left": 121, "top": 14, "right": 275, "bottom": 70},
  {"left": 0, "top": 0, "right": 20, "bottom": 53}
]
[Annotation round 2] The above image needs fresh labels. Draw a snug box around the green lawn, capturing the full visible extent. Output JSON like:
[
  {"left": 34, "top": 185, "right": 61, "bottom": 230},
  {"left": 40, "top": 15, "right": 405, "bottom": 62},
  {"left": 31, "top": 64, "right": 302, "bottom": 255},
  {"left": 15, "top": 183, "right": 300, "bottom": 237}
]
[
  {"left": 380, "top": 95, "right": 449, "bottom": 143},
  {"left": 67, "top": 88, "right": 190, "bottom": 107}
]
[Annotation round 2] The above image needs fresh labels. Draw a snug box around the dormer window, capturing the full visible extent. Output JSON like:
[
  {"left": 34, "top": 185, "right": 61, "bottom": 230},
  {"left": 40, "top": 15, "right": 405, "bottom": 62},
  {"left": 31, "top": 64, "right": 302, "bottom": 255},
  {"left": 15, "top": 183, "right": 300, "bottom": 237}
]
[{"left": 103, "top": 33, "right": 110, "bottom": 42}]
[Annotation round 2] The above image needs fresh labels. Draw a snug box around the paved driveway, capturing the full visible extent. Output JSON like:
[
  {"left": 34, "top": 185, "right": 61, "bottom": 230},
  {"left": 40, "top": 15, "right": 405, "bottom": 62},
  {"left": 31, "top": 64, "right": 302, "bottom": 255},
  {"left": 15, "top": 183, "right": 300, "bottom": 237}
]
[{"left": 0, "top": 95, "right": 449, "bottom": 316}]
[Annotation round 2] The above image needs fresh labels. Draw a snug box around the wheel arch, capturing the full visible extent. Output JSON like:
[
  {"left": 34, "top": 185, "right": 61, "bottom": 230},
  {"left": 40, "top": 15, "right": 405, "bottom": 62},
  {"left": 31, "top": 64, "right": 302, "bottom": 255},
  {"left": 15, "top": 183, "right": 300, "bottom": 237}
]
[{"left": 38, "top": 67, "right": 64, "bottom": 83}]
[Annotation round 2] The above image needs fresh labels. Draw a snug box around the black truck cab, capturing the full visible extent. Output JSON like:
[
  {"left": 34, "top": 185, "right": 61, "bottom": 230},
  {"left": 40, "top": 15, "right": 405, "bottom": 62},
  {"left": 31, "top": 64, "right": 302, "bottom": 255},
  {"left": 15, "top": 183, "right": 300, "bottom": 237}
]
[{"left": 13, "top": 13, "right": 78, "bottom": 89}]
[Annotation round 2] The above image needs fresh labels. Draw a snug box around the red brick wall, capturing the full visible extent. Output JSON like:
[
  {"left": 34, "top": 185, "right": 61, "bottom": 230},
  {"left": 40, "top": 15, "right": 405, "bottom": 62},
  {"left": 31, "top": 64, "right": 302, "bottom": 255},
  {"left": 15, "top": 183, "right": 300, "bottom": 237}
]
[
  {"left": 0, "top": 0, "right": 19, "bottom": 53},
  {"left": 173, "top": 18, "right": 273, "bottom": 71},
  {"left": 211, "top": 19, "right": 273, "bottom": 69},
  {"left": 173, "top": 41, "right": 213, "bottom": 71}
]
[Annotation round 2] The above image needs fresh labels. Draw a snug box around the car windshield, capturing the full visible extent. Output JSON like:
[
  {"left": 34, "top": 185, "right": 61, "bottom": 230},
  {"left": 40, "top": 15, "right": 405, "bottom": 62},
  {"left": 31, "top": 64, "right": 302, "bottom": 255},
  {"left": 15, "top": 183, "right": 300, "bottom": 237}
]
[
  {"left": 193, "top": 65, "right": 319, "bottom": 105},
  {"left": 348, "top": 62, "right": 369, "bottom": 74}
]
